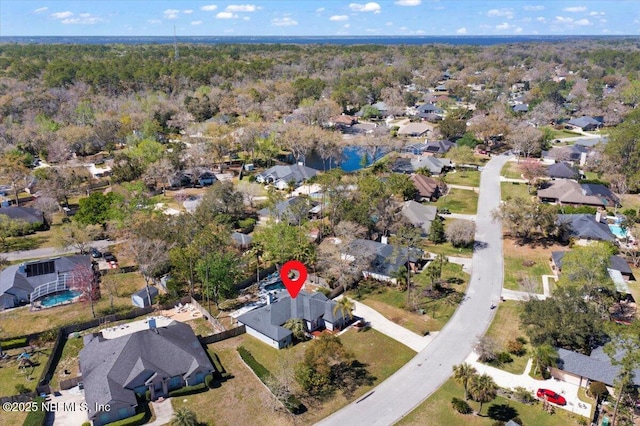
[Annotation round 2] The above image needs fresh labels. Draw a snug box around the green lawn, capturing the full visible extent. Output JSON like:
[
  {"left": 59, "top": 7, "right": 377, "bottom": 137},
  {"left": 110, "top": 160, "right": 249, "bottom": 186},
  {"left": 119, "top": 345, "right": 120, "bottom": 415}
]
[
  {"left": 500, "top": 162, "right": 523, "bottom": 180},
  {"left": 398, "top": 378, "right": 587, "bottom": 425},
  {"left": 444, "top": 170, "right": 480, "bottom": 187},
  {"left": 485, "top": 301, "right": 530, "bottom": 375},
  {"left": 0, "top": 343, "right": 52, "bottom": 397},
  {"left": 436, "top": 189, "right": 479, "bottom": 214},
  {"left": 503, "top": 253, "right": 549, "bottom": 293},
  {"left": 543, "top": 126, "right": 583, "bottom": 139},
  {"left": 421, "top": 239, "right": 473, "bottom": 258},
  {"left": 501, "top": 182, "right": 532, "bottom": 201},
  {"left": 49, "top": 336, "right": 84, "bottom": 390}
]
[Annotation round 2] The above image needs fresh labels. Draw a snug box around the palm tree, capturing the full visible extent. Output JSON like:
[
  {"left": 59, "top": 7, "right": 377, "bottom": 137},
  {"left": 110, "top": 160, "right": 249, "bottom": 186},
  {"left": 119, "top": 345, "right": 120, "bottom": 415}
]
[
  {"left": 283, "top": 318, "right": 307, "bottom": 341},
  {"left": 452, "top": 363, "right": 477, "bottom": 400},
  {"left": 391, "top": 266, "right": 408, "bottom": 290},
  {"left": 468, "top": 373, "right": 497, "bottom": 415},
  {"left": 531, "top": 344, "right": 557, "bottom": 377},
  {"left": 333, "top": 297, "right": 355, "bottom": 325},
  {"left": 171, "top": 407, "right": 198, "bottom": 426}
]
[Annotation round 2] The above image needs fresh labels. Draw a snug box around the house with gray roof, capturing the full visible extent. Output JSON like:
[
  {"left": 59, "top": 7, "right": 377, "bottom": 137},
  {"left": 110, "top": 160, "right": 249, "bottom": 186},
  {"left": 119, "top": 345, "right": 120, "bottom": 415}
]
[
  {"left": 542, "top": 145, "right": 590, "bottom": 165},
  {"left": 551, "top": 251, "right": 633, "bottom": 281},
  {"left": 391, "top": 156, "right": 451, "bottom": 175},
  {"left": 397, "top": 122, "right": 430, "bottom": 137},
  {"left": 546, "top": 162, "right": 579, "bottom": 180},
  {"left": 257, "top": 196, "right": 316, "bottom": 225},
  {"left": 341, "top": 239, "right": 425, "bottom": 284},
  {"left": 0, "top": 207, "right": 46, "bottom": 227},
  {"left": 424, "top": 140, "right": 456, "bottom": 155},
  {"left": 0, "top": 255, "right": 92, "bottom": 309},
  {"left": 538, "top": 179, "right": 619, "bottom": 208},
  {"left": 237, "top": 291, "right": 347, "bottom": 349},
  {"left": 80, "top": 321, "right": 214, "bottom": 426},
  {"left": 557, "top": 214, "right": 616, "bottom": 243},
  {"left": 255, "top": 164, "right": 319, "bottom": 190},
  {"left": 566, "top": 116, "right": 603, "bottom": 131},
  {"left": 400, "top": 201, "right": 438, "bottom": 236},
  {"left": 551, "top": 346, "right": 640, "bottom": 390}
]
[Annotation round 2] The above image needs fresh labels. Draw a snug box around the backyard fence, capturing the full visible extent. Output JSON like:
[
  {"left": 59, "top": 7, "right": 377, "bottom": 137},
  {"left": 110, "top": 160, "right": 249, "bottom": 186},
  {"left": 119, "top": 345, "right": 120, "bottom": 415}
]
[
  {"left": 189, "top": 297, "right": 225, "bottom": 332},
  {"left": 0, "top": 392, "right": 38, "bottom": 405},
  {"left": 59, "top": 376, "right": 83, "bottom": 391},
  {"left": 199, "top": 325, "right": 246, "bottom": 345}
]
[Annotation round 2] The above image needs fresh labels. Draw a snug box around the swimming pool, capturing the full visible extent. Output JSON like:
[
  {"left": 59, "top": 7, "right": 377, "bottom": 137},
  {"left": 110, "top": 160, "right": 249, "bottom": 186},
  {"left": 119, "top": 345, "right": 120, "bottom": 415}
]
[
  {"left": 264, "top": 282, "right": 285, "bottom": 291},
  {"left": 39, "top": 290, "right": 82, "bottom": 308},
  {"left": 609, "top": 224, "right": 628, "bottom": 239}
]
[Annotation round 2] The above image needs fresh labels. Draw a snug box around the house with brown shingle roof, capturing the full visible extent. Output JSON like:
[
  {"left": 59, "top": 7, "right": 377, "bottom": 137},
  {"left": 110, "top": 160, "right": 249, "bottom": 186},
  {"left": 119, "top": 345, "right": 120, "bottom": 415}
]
[
  {"left": 410, "top": 174, "right": 442, "bottom": 201},
  {"left": 538, "top": 179, "right": 619, "bottom": 208}
]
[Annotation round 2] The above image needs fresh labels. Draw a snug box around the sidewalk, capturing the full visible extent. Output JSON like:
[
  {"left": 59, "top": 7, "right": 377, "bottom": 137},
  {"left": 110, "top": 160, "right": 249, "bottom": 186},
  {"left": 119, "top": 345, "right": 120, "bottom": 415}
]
[
  {"left": 147, "top": 398, "right": 174, "bottom": 426},
  {"left": 465, "top": 352, "right": 592, "bottom": 419},
  {"left": 343, "top": 297, "right": 437, "bottom": 352}
]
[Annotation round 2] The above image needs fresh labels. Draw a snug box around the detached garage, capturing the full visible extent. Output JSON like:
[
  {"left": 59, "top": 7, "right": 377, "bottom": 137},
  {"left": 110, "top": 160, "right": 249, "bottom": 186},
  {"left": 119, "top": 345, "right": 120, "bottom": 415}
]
[{"left": 132, "top": 286, "right": 158, "bottom": 308}]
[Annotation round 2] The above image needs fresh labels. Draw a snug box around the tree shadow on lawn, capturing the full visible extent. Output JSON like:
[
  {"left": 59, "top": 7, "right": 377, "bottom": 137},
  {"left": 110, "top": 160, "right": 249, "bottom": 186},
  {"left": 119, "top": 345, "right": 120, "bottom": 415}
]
[{"left": 487, "top": 403, "right": 519, "bottom": 421}]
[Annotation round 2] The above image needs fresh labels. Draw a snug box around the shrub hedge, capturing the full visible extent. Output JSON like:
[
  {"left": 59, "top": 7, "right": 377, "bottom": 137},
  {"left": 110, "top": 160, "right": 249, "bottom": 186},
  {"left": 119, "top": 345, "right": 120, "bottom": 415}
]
[
  {"left": 167, "top": 381, "right": 208, "bottom": 398},
  {"left": 0, "top": 336, "right": 29, "bottom": 350},
  {"left": 451, "top": 397, "right": 472, "bottom": 414},
  {"left": 103, "top": 405, "right": 150, "bottom": 426},
  {"left": 22, "top": 397, "right": 46, "bottom": 426}
]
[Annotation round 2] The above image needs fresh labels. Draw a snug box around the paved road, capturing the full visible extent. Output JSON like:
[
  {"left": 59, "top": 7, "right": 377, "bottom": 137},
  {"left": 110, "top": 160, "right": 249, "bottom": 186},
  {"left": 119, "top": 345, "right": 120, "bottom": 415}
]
[
  {"left": 4, "top": 239, "right": 116, "bottom": 261},
  {"left": 316, "top": 154, "right": 511, "bottom": 426}
]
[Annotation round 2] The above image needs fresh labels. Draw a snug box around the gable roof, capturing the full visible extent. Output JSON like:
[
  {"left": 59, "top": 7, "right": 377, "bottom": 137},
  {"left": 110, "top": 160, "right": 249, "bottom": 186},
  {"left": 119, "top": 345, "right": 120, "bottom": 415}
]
[
  {"left": 397, "top": 122, "right": 430, "bottom": 136},
  {"left": 552, "top": 251, "right": 632, "bottom": 275},
  {"left": 567, "top": 116, "right": 602, "bottom": 129},
  {"left": 557, "top": 214, "right": 616, "bottom": 242},
  {"left": 513, "top": 104, "right": 529, "bottom": 112},
  {"left": 555, "top": 347, "right": 640, "bottom": 387},
  {"left": 257, "top": 196, "right": 314, "bottom": 224},
  {"left": 538, "top": 179, "right": 618, "bottom": 207},
  {"left": 391, "top": 156, "right": 450, "bottom": 175},
  {"left": 424, "top": 140, "right": 455, "bottom": 154},
  {"left": 416, "top": 103, "right": 443, "bottom": 114},
  {"left": 410, "top": 174, "right": 440, "bottom": 198},
  {"left": 237, "top": 291, "right": 345, "bottom": 342},
  {"left": 400, "top": 201, "right": 437, "bottom": 235},
  {"left": 80, "top": 322, "right": 214, "bottom": 418},
  {"left": 546, "top": 162, "right": 579, "bottom": 179},
  {"left": 256, "top": 164, "right": 319, "bottom": 185},
  {"left": 542, "top": 145, "right": 589, "bottom": 162},
  {"left": 343, "top": 238, "right": 423, "bottom": 278},
  {"left": 0, "top": 207, "right": 44, "bottom": 224}
]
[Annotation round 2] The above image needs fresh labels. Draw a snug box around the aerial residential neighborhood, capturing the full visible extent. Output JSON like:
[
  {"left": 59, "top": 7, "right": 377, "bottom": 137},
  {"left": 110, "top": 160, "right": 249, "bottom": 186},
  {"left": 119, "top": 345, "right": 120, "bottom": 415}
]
[{"left": 3, "top": 11, "right": 640, "bottom": 426}]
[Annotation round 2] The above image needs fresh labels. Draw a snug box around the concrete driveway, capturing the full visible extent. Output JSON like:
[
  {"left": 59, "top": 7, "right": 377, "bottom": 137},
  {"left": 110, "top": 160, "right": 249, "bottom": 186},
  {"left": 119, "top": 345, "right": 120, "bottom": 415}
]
[
  {"left": 48, "top": 386, "right": 89, "bottom": 426},
  {"left": 317, "top": 154, "right": 511, "bottom": 426}
]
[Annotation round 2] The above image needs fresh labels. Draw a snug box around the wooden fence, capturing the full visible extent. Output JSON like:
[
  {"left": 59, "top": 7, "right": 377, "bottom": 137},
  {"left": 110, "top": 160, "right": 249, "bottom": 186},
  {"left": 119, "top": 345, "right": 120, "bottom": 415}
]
[
  {"left": 59, "top": 376, "right": 83, "bottom": 391},
  {"left": 199, "top": 325, "right": 246, "bottom": 345}
]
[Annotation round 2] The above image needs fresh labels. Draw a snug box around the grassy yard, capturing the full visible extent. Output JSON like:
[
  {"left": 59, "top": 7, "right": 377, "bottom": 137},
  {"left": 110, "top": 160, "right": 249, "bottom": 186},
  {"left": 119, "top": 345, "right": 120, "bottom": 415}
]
[
  {"left": 436, "top": 189, "right": 479, "bottom": 214},
  {"left": 49, "top": 336, "right": 84, "bottom": 390},
  {"left": 397, "top": 378, "right": 587, "bottom": 426},
  {"left": 421, "top": 239, "right": 473, "bottom": 259},
  {"left": 501, "top": 182, "right": 532, "bottom": 201},
  {"left": 502, "top": 238, "right": 563, "bottom": 293},
  {"left": 485, "top": 301, "right": 530, "bottom": 375},
  {"left": 192, "top": 330, "right": 416, "bottom": 425},
  {"left": 0, "top": 271, "right": 147, "bottom": 338},
  {"left": 0, "top": 343, "right": 52, "bottom": 397},
  {"left": 444, "top": 170, "right": 480, "bottom": 187},
  {"left": 621, "top": 193, "right": 640, "bottom": 212},
  {"left": 543, "top": 126, "right": 583, "bottom": 139},
  {"left": 500, "top": 162, "right": 523, "bottom": 180}
]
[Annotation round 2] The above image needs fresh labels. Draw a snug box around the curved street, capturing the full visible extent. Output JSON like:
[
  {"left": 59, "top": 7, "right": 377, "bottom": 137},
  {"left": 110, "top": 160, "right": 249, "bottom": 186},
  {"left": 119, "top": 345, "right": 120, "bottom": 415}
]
[{"left": 317, "top": 154, "right": 510, "bottom": 426}]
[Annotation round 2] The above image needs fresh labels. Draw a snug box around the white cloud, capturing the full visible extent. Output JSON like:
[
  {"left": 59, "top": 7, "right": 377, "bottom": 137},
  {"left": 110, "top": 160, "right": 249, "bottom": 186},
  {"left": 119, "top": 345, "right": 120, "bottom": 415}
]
[
  {"left": 164, "top": 9, "right": 180, "bottom": 19},
  {"left": 395, "top": 0, "right": 421, "bottom": 6},
  {"left": 216, "top": 12, "right": 238, "bottom": 19},
  {"left": 34, "top": 7, "right": 48, "bottom": 13},
  {"left": 330, "top": 15, "right": 349, "bottom": 21},
  {"left": 226, "top": 4, "right": 259, "bottom": 12},
  {"left": 536, "top": 16, "right": 546, "bottom": 22},
  {"left": 201, "top": 5, "right": 218, "bottom": 11},
  {"left": 344, "top": 23, "right": 350, "bottom": 28},
  {"left": 589, "top": 11, "right": 605, "bottom": 16},
  {"left": 563, "top": 6, "right": 587, "bottom": 13},
  {"left": 316, "top": 7, "right": 325, "bottom": 13},
  {"left": 191, "top": 20, "right": 203, "bottom": 25},
  {"left": 554, "top": 16, "right": 573, "bottom": 24},
  {"left": 487, "top": 8, "right": 513, "bottom": 18},
  {"left": 243, "top": 16, "right": 250, "bottom": 21},
  {"left": 349, "top": 2, "right": 382, "bottom": 13},
  {"left": 51, "top": 11, "right": 73, "bottom": 19},
  {"left": 272, "top": 17, "right": 298, "bottom": 26},
  {"left": 515, "top": 27, "right": 523, "bottom": 33},
  {"left": 148, "top": 19, "right": 162, "bottom": 24},
  {"left": 575, "top": 18, "right": 591, "bottom": 26},
  {"left": 496, "top": 22, "right": 511, "bottom": 30},
  {"left": 456, "top": 27, "right": 467, "bottom": 34},
  {"left": 183, "top": 10, "right": 193, "bottom": 14},
  {"left": 57, "top": 12, "right": 103, "bottom": 25},
  {"left": 523, "top": 5, "right": 544, "bottom": 11}
]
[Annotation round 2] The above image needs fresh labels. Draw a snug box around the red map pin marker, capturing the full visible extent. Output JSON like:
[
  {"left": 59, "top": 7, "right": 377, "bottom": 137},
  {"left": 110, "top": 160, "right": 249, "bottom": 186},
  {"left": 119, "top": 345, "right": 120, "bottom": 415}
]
[{"left": 280, "top": 260, "right": 308, "bottom": 299}]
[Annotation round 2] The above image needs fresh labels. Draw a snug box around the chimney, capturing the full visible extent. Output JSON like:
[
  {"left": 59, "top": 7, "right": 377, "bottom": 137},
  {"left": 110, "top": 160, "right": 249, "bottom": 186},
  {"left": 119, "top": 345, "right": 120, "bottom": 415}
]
[
  {"left": 381, "top": 236, "right": 388, "bottom": 245},
  {"left": 266, "top": 294, "right": 272, "bottom": 305},
  {"left": 595, "top": 211, "right": 602, "bottom": 223}
]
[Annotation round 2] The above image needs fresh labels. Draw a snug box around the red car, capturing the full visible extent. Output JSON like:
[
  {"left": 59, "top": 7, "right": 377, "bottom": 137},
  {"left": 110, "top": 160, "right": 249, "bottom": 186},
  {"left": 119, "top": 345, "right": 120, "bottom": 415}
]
[{"left": 536, "top": 388, "right": 567, "bottom": 406}]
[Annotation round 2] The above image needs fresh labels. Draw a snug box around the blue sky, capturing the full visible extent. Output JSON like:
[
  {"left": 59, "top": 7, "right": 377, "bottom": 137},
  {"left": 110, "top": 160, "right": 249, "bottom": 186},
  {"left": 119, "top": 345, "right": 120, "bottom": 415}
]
[{"left": 1, "top": 1, "right": 638, "bottom": 36}]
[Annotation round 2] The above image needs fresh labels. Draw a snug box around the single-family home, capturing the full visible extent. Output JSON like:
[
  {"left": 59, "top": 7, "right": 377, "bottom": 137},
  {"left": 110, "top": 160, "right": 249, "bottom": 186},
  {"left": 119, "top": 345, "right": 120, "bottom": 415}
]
[
  {"left": 397, "top": 122, "right": 430, "bottom": 137},
  {"left": 341, "top": 238, "right": 425, "bottom": 284},
  {"left": 0, "top": 255, "right": 92, "bottom": 309},
  {"left": 410, "top": 174, "right": 443, "bottom": 201},
  {"left": 541, "top": 145, "right": 590, "bottom": 165},
  {"left": 546, "top": 162, "right": 579, "bottom": 180},
  {"left": 565, "top": 116, "right": 603, "bottom": 131},
  {"left": 0, "top": 207, "right": 47, "bottom": 229},
  {"left": 231, "top": 232, "right": 253, "bottom": 249},
  {"left": 416, "top": 103, "right": 444, "bottom": 119},
  {"left": 391, "top": 156, "right": 451, "bottom": 175},
  {"left": 551, "top": 251, "right": 633, "bottom": 281},
  {"left": 329, "top": 114, "right": 357, "bottom": 129},
  {"left": 513, "top": 104, "right": 529, "bottom": 113},
  {"left": 80, "top": 321, "right": 215, "bottom": 426},
  {"left": 131, "top": 286, "right": 159, "bottom": 308},
  {"left": 399, "top": 201, "right": 438, "bottom": 236},
  {"left": 557, "top": 214, "right": 616, "bottom": 244},
  {"left": 257, "top": 196, "right": 316, "bottom": 225},
  {"left": 197, "top": 171, "right": 218, "bottom": 187},
  {"left": 236, "top": 291, "right": 347, "bottom": 349},
  {"left": 424, "top": 140, "right": 456, "bottom": 155},
  {"left": 551, "top": 346, "right": 640, "bottom": 391},
  {"left": 168, "top": 171, "right": 195, "bottom": 188},
  {"left": 255, "top": 164, "right": 320, "bottom": 190},
  {"left": 538, "top": 179, "right": 620, "bottom": 208}
]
